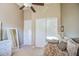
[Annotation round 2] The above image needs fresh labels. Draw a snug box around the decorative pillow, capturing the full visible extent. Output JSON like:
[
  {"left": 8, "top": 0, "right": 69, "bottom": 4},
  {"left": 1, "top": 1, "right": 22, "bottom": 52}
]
[
  {"left": 72, "top": 38, "right": 79, "bottom": 43},
  {"left": 58, "top": 41, "right": 67, "bottom": 51},
  {"left": 47, "top": 40, "right": 59, "bottom": 44},
  {"left": 67, "top": 40, "right": 78, "bottom": 56},
  {"left": 46, "top": 36, "right": 59, "bottom": 44},
  {"left": 77, "top": 48, "right": 79, "bottom": 56}
]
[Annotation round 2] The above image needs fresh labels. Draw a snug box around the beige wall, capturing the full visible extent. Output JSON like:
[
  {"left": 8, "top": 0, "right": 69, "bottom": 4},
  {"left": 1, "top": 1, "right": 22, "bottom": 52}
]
[
  {"left": 24, "top": 3, "right": 61, "bottom": 22},
  {"left": 24, "top": 3, "right": 61, "bottom": 46},
  {"left": 24, "top": 8, "right": 32, "bottom": 20},
  {"left": 24, "top": 3, "right": 61, "bottom": 28},
  {"left": 0, "top": 3, "right": 24, "bottom": 45},
  {"left": 62, "top": 3, "right": 79, "bottom": 38}
]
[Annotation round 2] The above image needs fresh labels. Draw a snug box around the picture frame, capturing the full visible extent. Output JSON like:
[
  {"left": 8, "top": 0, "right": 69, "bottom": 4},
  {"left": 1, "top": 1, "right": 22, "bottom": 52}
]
[{"left": 7, "top": 28, "right": 19, "bottom": 48}]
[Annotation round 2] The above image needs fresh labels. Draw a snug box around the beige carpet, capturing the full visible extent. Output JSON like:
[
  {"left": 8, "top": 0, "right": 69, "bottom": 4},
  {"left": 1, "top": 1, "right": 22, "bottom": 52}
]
[{"left": 13, "top": 45, "right": 44, "bottom": 56}]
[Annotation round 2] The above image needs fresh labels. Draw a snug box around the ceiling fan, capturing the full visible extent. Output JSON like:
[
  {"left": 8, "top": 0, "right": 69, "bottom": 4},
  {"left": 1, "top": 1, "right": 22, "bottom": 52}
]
[{"left": 19, "top": 3, "right": 44, "bottom": 13}]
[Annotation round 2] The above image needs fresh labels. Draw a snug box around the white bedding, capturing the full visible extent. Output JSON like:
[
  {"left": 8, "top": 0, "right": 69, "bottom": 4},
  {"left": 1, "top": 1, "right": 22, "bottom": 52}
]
[{"left": 0, "top": 40, "right": 12, "bottom": 56}]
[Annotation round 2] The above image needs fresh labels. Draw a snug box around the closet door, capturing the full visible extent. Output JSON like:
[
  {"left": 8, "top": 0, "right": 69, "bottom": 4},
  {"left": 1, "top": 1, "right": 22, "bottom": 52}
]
[
  {"left": 24, "top": 20, "right": 32, "bottom": 45},
  {"left": 35, "top": 19, "right": 46, "bottom": 47},
  {"left": 47, "top": 17, "right": 58, "bottom": 37}
]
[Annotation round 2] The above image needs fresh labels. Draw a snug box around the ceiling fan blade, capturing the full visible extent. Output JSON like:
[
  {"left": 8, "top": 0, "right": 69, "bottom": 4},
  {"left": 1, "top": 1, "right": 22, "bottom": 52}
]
[
  {"left": 30, "top": 6, "right": 36, "bottom": 12},
  {"left": 32, "top": 3, "right": 44, "bottom": 6},
  {"left": 19, "top": 5, "right": 25, "bottom": 10}
]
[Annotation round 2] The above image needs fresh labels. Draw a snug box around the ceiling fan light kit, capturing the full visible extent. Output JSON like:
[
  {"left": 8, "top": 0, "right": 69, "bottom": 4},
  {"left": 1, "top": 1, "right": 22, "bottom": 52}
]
[{"left": 24, "top": 3, "right": 32, "bottom": 7}]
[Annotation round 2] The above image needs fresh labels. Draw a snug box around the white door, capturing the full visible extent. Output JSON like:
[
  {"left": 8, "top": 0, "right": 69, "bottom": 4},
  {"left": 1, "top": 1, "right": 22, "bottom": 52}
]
[
  {"left": 24, "top": 20, "right": 32, "bottom": 45},
  {"left": 47, "top": 17, "right": 58, "bottom": 37},
  {"left": 23, "top": 17, "right": 58, "bottom": 47},
  {"left": 35, "top": 19, "right": 46, "bottom": 47},
  {"left": 35, "top": 17, "right": 58, "bottom": 47}
]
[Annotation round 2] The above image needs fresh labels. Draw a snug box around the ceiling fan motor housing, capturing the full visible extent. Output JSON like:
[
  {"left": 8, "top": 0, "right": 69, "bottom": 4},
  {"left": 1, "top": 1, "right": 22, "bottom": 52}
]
[{"left": 24, "top": 3, "right": 32, "bottom": 7}]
